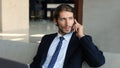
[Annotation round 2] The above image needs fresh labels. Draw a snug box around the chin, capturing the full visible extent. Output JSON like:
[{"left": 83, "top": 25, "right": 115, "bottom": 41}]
[
  {"left": 59, "top": 29, "right": 72, "bottom": 35},
  {"left": 64, "top": 30, "right": 72, "bottom": 34}
]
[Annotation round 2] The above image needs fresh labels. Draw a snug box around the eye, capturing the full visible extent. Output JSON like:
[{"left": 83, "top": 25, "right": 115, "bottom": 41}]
[{"left": 59, "top": 18, "right": 66, "bottom": 21}]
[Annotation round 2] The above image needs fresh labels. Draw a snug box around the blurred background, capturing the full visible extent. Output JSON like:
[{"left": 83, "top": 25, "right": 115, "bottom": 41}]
[{"left": 0, "top": 0, "right": 120, "bottom": 67}]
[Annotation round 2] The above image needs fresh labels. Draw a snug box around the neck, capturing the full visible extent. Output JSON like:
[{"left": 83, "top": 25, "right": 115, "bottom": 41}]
[{"left": 58, "top": 31, "right": 73, "bottom": 36}]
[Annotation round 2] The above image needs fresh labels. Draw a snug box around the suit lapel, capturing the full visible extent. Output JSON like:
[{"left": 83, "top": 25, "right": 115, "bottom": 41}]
[
  {"left": 63, "top": 32, "right": 79, "bottom": 67},
  {"left": 40, "top": 33, "right": 57, "bottom": 66},
  {"left": 44, "top": 33, "right": 57, "bottom": 53},
  {"left": 41, "top": 32, "right": 79, "bottom": 67}
]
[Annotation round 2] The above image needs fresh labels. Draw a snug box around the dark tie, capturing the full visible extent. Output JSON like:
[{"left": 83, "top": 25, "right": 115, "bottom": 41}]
[{"left": 48, "top": 37, "right": 64, "bottom": 68}]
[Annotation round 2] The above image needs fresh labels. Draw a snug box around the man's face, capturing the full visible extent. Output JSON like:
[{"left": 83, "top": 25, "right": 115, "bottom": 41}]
[{"left": 57, "top": 11, "right": 75, "bottom": 35}]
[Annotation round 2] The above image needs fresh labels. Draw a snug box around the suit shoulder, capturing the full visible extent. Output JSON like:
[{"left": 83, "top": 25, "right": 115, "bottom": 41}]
[{"left": 42, "top": 33, "right": 57, "bottom": 39}]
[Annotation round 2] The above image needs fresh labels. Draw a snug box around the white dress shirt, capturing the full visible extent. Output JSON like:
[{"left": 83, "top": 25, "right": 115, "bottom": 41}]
[{"left": 42, "top": 32, "right": 73, "bottom": 68}]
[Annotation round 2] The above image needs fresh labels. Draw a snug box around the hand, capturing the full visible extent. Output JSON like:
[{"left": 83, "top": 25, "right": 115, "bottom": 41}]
[{"left": 73, "top": 19, "right": 85, "bottom": 38}]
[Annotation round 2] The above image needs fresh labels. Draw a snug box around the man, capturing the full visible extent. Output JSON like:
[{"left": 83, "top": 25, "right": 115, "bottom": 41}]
[{"left": 30, "top": 4, "right": 105, "bottom": 68}]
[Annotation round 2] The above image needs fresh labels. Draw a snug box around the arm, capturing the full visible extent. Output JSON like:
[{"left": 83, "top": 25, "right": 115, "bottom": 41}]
[
  {"left": 30, "top": 36, "right": 47, "bottom": 68},
  {"left": 80, "top": 35, "right": 105, "bottom": 67},
  {"left": 73, "top": 19, "right": 105, "bottom": 67}
]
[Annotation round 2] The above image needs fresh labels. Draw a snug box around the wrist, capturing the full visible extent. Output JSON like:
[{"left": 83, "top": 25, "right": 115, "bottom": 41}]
[{"left": 77, "top": 33, "right": 85, "bottom": 38}]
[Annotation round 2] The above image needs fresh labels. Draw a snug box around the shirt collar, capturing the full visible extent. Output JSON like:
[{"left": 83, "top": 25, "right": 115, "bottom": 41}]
[{"left": 57, "top": 31, "right": 73, "bottom": 41}]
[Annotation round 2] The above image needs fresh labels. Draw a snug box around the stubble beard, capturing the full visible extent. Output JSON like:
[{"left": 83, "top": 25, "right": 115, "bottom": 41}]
[{"left": 58, "top": 27, "right": 73, "bottom": 35}]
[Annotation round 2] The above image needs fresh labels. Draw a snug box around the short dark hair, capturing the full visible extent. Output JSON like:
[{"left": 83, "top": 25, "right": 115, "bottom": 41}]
[{"left": 54, "top": 4, "right": 75, "bottom": 20}]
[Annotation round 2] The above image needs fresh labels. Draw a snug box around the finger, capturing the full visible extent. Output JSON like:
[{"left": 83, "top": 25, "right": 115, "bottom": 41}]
[
  {"left": 74, "top": 19, "right": 78, "bottom": 24},
  {"left": 75, "top": 19, "right": 83, "bottom": 26},
  {"left": 72, "top": 24, "right": 76, "bottom": 32},
  {"left": 75, "top": 27, "right": 78, "bottom": 32},
  {"left": 73, "top": 24, "right": 78, "bottom": 32}
]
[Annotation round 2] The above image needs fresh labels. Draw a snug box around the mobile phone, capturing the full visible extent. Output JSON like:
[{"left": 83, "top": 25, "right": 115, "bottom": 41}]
[{"left": 71, "top": 20, "right": 76, "bottom": 32}]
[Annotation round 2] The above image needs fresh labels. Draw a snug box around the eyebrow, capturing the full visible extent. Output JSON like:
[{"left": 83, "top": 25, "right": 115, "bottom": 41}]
[{"left": 59, "top": 16, "right": 73, "bottom": 19}]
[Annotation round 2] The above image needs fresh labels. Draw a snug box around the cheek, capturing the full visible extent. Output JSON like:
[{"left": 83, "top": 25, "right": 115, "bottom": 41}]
[
  {"left": 57, "top": 21, "right": 65, "bottom": 26},
  {"left": 59, "top": 23, "right": 65, "bottom": 28},
  {"left": 57, "top": 22, "right": 64, "bottom": 29},
  {"left": 70, "top": 21, "right": 75, "bottom": 26}
]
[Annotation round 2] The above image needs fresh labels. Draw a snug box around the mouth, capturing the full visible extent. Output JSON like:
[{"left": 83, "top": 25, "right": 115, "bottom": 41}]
[
  {"left": 64, "top": 26, "right": 72, "bottom": 31},
  {"left": 59, "top": 26, "right": 73, "bottom": 35}
]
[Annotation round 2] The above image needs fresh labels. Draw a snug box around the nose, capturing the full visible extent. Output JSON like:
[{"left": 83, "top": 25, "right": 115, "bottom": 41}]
[{"left": 65, "top": 19, "right": 69, "bottom": 25}]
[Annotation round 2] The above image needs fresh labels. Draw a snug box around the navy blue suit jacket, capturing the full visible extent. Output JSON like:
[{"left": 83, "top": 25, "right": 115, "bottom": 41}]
[{"left": 30, "top": 32, "right": 105, "bottom": 68}]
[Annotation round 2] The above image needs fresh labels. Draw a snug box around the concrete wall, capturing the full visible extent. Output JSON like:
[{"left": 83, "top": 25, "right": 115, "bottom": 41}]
[
  {"left": 83, "top": 0, "right": 120, "bottom": 53},
  {"left": 0, "top": 0, "right": 29, "bottom": 32}
]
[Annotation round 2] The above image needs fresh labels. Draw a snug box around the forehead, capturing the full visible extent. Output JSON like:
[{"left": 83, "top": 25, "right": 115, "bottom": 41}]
[{"left": 59, "top": 11, "right": 74, "bottom": 18}]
